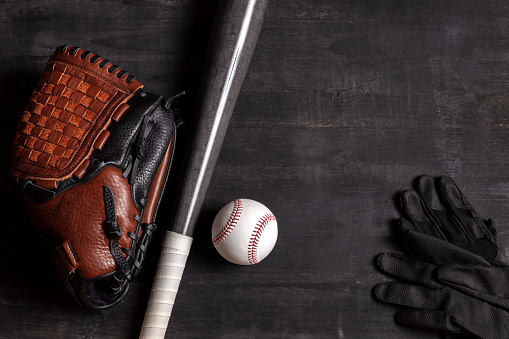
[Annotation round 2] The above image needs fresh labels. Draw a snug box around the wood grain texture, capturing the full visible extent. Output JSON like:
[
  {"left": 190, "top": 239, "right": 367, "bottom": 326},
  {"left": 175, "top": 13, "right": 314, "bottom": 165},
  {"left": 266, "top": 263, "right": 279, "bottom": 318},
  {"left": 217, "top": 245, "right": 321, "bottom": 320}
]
[{"left": 2, "top": 0, "right": 509, "bottom": 338}]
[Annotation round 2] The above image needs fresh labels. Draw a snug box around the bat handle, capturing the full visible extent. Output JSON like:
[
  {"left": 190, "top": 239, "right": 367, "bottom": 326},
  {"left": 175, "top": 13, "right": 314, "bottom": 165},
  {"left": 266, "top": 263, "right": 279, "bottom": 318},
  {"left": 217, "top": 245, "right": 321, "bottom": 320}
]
[{"left": 139, "top": 231, "right": 193, "bottom": 339}]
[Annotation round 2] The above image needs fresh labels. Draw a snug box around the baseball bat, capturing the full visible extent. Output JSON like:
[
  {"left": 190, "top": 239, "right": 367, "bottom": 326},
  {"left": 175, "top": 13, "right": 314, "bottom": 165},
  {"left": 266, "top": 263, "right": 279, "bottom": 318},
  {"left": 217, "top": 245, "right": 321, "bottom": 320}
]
[{"left": 139, "top": 1, "right": 269, "bottom": 338}]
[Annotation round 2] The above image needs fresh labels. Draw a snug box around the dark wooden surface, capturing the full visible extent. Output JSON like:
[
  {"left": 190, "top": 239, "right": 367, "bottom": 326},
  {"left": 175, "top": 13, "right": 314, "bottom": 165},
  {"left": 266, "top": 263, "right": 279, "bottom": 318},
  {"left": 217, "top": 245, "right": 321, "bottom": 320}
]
[{"left": 2, "top": 1, "right": 509, "bottom": 338}]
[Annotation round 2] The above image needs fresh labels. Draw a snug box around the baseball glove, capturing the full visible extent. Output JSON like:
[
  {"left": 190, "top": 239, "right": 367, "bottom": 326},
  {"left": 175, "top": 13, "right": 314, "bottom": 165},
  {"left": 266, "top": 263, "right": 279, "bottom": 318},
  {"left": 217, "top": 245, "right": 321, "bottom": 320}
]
[{"left": 10, "top": 45, "right": 177, "bottom": 310}]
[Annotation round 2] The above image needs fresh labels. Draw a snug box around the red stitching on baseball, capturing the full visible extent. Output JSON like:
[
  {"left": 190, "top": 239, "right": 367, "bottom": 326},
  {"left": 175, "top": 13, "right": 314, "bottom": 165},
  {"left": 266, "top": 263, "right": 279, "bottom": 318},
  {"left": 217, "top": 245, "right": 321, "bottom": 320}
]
[
  {"left": 212, "top": 199, "right": 243, "bottom": 245},
  {"left": 248, "top": 213, "right": 276, "bottom": 265}
]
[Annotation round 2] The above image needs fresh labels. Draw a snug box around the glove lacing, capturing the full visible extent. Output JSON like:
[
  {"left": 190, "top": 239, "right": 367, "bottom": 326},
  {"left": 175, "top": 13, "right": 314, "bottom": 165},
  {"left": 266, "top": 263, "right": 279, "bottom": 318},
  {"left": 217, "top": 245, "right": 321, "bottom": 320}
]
[{"left": 102, "top": 185, "right": 157, "bottom": 293}]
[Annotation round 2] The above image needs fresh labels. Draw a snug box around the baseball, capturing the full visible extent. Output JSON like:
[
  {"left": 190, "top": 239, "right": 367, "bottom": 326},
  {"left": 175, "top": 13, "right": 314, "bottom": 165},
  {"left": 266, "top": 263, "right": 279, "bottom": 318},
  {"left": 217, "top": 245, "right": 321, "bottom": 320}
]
[{"left": 211, "top": 198, "right": 278, "bottom": 265}]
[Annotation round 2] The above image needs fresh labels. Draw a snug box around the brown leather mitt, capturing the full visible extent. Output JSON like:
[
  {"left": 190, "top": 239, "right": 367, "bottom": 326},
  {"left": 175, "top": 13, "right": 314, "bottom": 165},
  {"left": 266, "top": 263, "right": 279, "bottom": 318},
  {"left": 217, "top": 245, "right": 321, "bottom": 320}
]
[{"left": 10, "top": 45, "right": 178, "bottom": 310}]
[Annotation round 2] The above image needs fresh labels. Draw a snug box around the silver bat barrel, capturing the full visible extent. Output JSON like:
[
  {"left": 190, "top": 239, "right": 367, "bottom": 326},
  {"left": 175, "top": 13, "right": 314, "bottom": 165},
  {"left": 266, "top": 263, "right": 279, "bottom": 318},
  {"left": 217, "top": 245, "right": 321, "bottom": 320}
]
[{"left": 139, "top": 1, "right": 269, "bottom": 338}]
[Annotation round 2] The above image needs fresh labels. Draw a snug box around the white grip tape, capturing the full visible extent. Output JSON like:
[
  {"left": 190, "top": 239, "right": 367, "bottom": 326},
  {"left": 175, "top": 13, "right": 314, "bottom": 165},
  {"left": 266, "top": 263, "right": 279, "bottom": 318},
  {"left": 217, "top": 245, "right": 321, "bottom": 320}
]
[{"left": 139, "top": 231, "right": 193, "bottom": 339}]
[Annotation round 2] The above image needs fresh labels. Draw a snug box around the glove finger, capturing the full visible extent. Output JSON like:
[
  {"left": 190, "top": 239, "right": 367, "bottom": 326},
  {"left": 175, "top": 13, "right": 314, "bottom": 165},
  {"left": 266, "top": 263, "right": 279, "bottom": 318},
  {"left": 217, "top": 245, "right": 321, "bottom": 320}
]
[
  {"left": 401, "top": 229, "right": 491, "bottom": 266},
  {"left": 400, "top": 190, "right": 447, "bottom": 239},
  {"left": 438, "top": 176, "right": 491, "bottom": 240},
  {"left": 378, "top": 278, "right": 509, "bottom": 339},
  {"left": 439, "top": 176, "right": 500, "bottom": 262},
  {"left": 449, "top": 303, "right": 509, "bottom": 339},
  {"left": 395, "top": 310, "right": 463, "bottom": 333},
  {"left": 415, "top": 175, "right": 471, "bottom": 243},
  {"left": 376, "top": 252, "right": 440, "bottom": 287},
  {"left": 438, "top": 263, "right": 509, "bottom": 309},
  {"left": 374, "top": 282, "right": 446, "bottom": 309},
  {"left": 398, "top": 216, "right": 415, "bottom": 231}
]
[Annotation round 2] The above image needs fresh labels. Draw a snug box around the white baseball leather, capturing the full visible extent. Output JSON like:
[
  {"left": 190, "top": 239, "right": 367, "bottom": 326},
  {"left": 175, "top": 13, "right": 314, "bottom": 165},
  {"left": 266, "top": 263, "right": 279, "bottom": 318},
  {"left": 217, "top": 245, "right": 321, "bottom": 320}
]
[{"left": 212, "top": 198, "right": 278, "bottom": 265}]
